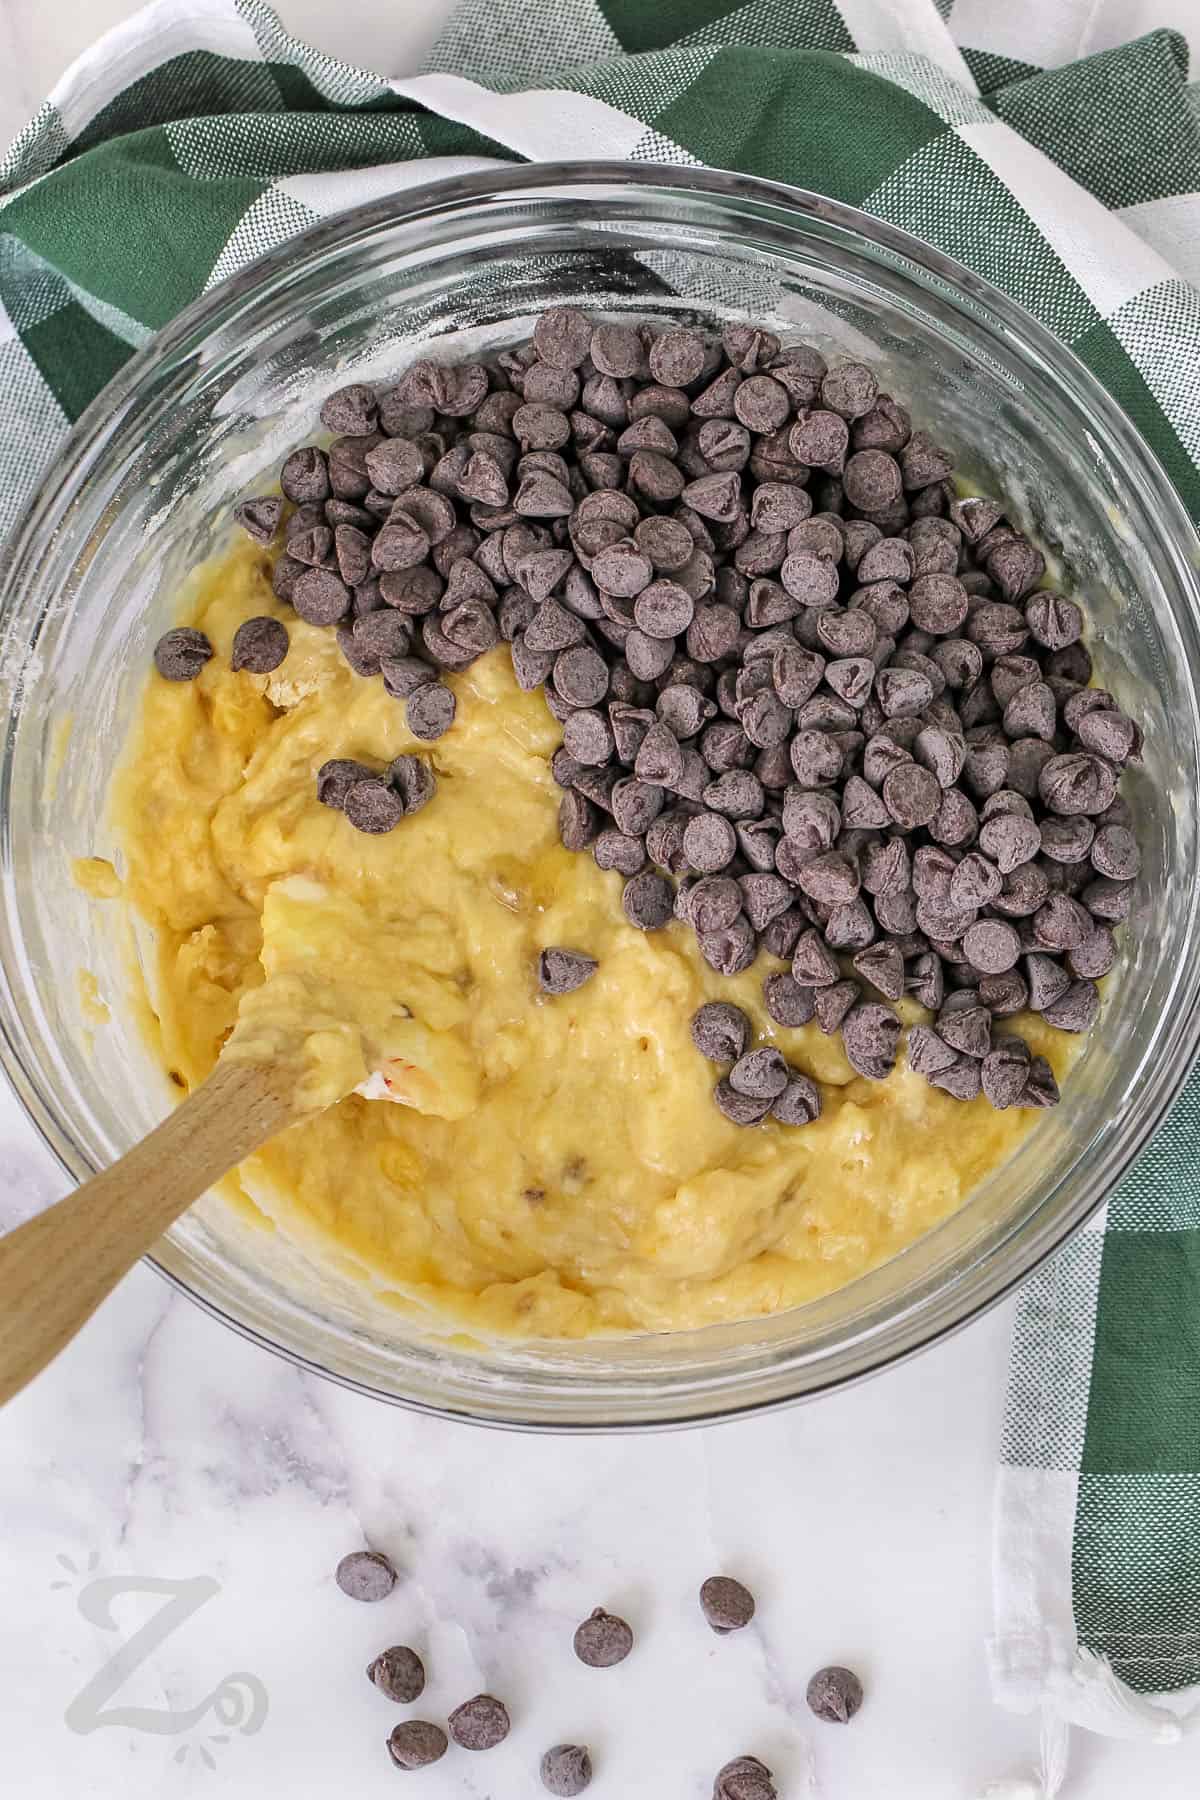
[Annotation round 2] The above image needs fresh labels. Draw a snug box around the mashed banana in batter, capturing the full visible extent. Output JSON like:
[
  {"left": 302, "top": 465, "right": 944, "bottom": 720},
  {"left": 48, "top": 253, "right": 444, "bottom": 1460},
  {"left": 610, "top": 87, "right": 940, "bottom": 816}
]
[{"left": 106, "top": 536, "right": 1069, "bottom": 1338}]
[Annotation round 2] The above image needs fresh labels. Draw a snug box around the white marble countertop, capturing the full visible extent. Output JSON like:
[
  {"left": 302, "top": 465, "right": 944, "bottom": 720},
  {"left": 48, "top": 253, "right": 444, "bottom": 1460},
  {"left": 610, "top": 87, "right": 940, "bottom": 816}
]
[{"left": 2, "top": 2, "right": 1200, "bottom": 1795}]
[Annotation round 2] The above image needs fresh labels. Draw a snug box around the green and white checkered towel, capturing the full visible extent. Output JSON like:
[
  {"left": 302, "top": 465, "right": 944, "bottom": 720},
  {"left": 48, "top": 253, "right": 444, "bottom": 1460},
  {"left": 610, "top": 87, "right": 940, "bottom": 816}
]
[{"left": 5, "top": 0, "right": 1200, "bottom": 1779}]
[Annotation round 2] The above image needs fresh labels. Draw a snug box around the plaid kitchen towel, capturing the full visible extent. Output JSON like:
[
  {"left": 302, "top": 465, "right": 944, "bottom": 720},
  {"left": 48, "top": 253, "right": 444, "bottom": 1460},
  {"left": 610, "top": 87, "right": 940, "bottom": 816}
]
[{"left": 3, "top": 0, "right": 1200, "bottom": 1778}]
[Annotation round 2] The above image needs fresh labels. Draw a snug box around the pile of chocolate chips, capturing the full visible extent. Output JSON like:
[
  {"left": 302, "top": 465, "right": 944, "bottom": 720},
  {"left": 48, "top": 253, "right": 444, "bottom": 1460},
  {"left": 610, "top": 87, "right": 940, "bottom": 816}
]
[{"left": 163, "top": 306, "right": 1142, "bottom": 1112}]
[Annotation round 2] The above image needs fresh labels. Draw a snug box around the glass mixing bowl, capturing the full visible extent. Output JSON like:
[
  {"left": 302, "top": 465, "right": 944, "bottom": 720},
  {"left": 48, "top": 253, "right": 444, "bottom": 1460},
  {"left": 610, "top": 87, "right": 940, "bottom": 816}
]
[{"left": 1, "top": 164, "right": 1198, "bottom": 1429}]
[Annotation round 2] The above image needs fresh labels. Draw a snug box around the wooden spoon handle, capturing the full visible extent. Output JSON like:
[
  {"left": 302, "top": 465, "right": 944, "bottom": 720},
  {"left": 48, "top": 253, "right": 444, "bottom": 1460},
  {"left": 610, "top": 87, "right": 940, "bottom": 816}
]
[{"left": 0, "top": 1059, "right": 294, "bottom": 1407}]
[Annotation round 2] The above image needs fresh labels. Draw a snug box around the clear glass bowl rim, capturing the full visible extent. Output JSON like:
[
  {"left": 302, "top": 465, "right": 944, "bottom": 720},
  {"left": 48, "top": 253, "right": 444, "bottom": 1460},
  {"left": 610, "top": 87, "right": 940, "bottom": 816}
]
[{"left": 2, "top": 160, "right": 1199, "bottom": 1431}]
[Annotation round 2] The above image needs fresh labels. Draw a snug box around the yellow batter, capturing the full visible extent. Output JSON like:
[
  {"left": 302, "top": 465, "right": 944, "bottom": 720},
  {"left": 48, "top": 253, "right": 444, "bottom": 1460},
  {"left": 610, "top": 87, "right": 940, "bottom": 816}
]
[{"left": 104, "top": 535, "right": 1070, "bottom": 1338}]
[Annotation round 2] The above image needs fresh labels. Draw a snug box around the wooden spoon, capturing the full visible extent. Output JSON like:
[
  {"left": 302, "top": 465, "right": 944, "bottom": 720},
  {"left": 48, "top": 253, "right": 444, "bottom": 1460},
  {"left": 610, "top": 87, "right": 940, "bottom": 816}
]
[{"left": 0, "top": 1058, "right": 297, "bottom": 1407}]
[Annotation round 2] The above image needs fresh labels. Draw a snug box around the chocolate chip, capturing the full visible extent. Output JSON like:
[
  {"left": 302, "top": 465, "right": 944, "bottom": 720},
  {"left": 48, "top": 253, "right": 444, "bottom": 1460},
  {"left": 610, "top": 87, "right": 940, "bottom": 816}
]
[
  {"left": 729, "top": 1048, "right": 788, "bottom": 1100},
  {"left": 772, "top": 1071, "right": 822, "bottom": 1126},
  {"left": 154, "top": 626, "right": 213, "bottom": 681},
  {"left": 448, "top": 1694, "right": 510, "bottom": 1751},
  {"left": 937, "top": 1002, "right": 991, "bottom": 1059},
  {"left": 293, "top": 566, "right": 353, "bottom": 625},
  {"left": 230, "top": 615, "right": 288, "bottom": 674},
  {"left": 1039, "top": 752, "right": 1118, "bottom": 816},
  {"left": 612, "top": 776, "right": 664, "bottom": 836},
  {"left": 841, "top": 1002, "right": 900, "bottom": 1079},
  {"left": 807, "top": 1665, "right": 864, "bottom": 1724},
  {"left": 336, "top": 1549, "right": 397, "bottom": 1601},
  {"left": 387, "top": 1722, "right": 447, "bottom": 1770},
  {"left": 533, "top": 305, "right": 593, "bottom": 369},
  {"left": 981, "top": 1037, "right": 1031, "bottom": 1109},
  {"left": 790, "top": 928, "right": 838, "bottom": 987},
  {"left": 713, "top": 1754, "right": 778, "bottom": 1800},
  {"left": 541, "top": 1744, "right": 593, "bottom": 1796},
  {"left": 930, "top": 1052, "right": 982, "bottom": 1099},
  {"left": 368, "top": 1645, "right": 425, "bottom": 1704},
  {"left": 385, "top": 755, "right": 432, "bottom": 816},
  {"left": 689, "top": 1002, "right": 750, "bottom": 1063},
  {"left": 560, "top": 790, "right": 601, "bottom": 851},
  {"left": 963, "top": 919, "right": 1021, "bottom": 974},
  {"left": 281, "top": 446, "right": 330, "bottom": 503},
  {"left": 1041, "top": 979, "right": 1100, "bottom": 1032},
  {"left": 852, "top": 941, "right": 904, "bottom": 1000},
  {"left": 700, "top": 1576, "right": 756, "bottom": 1634},
  {"left": 574, "top": 1607, "right": 634, "bottom": 1668},
  {"left": 779, "top": 549, "right": 840, "bottom": 609},
  {"left": 714, "top": 1079, "right": 772, "bottom": 1125},
  {"left": 760, "top": 974, "right": 812, "bottom": 1029},
  {"left": 343, "top": 778, "right": 405, "bottom": 835},
  {"left": 699, "top": 914, "right": 757, "bottom": 976},
  {"left": 539, "top": 948, "right": 598, "bottom": 995},
  {"left": 622, "top": 870, "right": 674, "bottom": 930},
  {"left": 235, "top": 496, "right": 284, "bottom": 543},
  {"left": 882, "top": 763, "right": 941, "bottom": 828},
  {"left": 684, "top": 811, "right": 738, "bottom": 873},
  {"left": 1091, "top": 823, "right": 1140, "bottom": 880},
  {"left": 907, "top": 1025, "right": 957, "bottom": 1078}
]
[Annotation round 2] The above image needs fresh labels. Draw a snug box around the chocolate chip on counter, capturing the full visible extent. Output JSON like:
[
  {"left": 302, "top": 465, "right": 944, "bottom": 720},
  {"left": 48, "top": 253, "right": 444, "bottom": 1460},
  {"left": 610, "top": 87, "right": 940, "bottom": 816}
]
[
  {"left": 807, "top": 1665, "right": 864, "bottom": 1724},
  {"left": 574, "top": 1607, "right": 634, "bottom": 1668},
  {"left": 336, "top": 1549, "right": 397, "bottom": 1601},
  {"left": 622, "top": 870, "right": 674, "bottom": 930},
  {"left": 700, "top": 1575, "right": 756, "bottom": 1634},
  {"left": 368, "top": 1645, "right": 425, "bottom": 1704},
  {"left": 154, "top": 626, "right": 213, "bottom": 681},
  {"left": 713, "top": 1754, "right": 778, "bottom": 1800},
  {"left": 539, "top": 948, "right": 598, "bottom": 995},
  {"left": 448, "top": 1694, "right": 511, "bottom": 1752},
  {"left": 406, "top": 682, "right": 456, "bottom": 741},
  {"left": 387, "top": 1722, "right": 448, "bottom": 1770},
  {"left": 841, "top": 1003, "right": 900, "bottom": 1079},
  {"left": 541, "top": 1744, "right": 594, "bottom": 1796}
]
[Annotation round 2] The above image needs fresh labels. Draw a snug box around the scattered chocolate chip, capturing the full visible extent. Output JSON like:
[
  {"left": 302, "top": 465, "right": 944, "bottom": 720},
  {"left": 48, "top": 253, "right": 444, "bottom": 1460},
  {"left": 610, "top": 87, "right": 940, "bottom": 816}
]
[
  {"left": 368, "top": 1645, "right": 425, "bottom": 1704},
  {"left": 539, "top": 948, "right": 598, "bottom": 995},
  {"left": 700, "top": 1576, "right": 756, "bottom": 1634},
  {"left": 574, "top": 1608, "right": 633, "bottom": 1668},
  {"left": 387, "top": 1721, "right": 447, "bottom": 1770},
  {"left": 714, "top": 1079, "right": 772, "bottom": 1125},
  {"left": 841, "top": 1003, "right": 900, "bottom": 1079},
  {"left": 807, "top": 1665, "right": 864, "bottom": 1724},
  {"left": 448, "top": 1694, "right": 510, "bottom": 1751},
  {"left": 541, "top": 1744, "right": 593, "bottom": 1796},
  {"left": 336, "top": 1549, "right": 396, "bottom": 1602}
]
